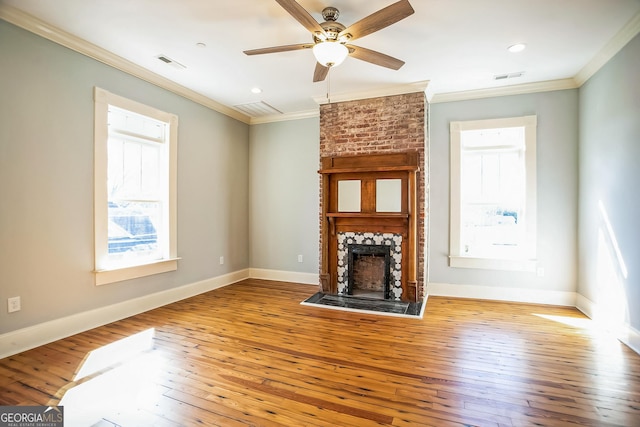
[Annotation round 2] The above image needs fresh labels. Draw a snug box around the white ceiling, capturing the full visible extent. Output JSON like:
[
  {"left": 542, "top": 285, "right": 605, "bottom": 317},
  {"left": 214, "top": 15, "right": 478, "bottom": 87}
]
[{"left": 2, "top": 0, "right": 640, "bottom": 121}]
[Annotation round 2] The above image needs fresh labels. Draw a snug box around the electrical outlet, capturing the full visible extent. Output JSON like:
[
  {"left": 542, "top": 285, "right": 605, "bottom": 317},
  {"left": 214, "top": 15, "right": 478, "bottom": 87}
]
[
  {"left": 8, "top": 296, "right": 21, "bottom": 313},
  {"left": 298, "top": 254, "right": 303, "bottom": 263},
  {"left": 219, "top": 256, "right": 224, "bottom": 265},
  {"left": 536, "top": 267, "right": 545, "bottom": 277}
]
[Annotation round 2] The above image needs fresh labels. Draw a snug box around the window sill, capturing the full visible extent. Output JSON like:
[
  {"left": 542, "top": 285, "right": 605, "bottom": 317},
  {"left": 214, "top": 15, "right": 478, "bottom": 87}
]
[
  {"left": 95, "top": 258, "right": 180, "bottom": 286},
  {"left": 449, "top": 256, "right": 536, "bottom": 272}
]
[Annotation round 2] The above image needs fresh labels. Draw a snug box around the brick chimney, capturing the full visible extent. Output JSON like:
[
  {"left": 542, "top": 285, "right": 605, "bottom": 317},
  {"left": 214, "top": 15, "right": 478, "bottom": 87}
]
[{"left": 319, "top": 92, "right": 428, "bottom": 299}]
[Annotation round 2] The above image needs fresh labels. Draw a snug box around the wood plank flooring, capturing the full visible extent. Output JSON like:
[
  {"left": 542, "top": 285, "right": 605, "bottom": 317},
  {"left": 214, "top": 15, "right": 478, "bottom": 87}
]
[{"left": 1, "top": 279, "right": 639, "bottom": 426}]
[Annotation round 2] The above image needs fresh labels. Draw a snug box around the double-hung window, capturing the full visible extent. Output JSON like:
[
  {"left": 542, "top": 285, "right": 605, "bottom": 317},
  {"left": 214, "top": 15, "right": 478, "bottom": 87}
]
[
  {"left": 94, "top": 88, "right": 178, "bottom": 285},
  {"left": 449, "top": 116, "right": 537, "bottom": 271}
]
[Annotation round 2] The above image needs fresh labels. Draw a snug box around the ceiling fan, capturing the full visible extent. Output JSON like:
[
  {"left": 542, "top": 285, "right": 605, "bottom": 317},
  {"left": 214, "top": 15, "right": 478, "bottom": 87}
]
[{"left": 244, "top": 0, "right": 415, "bottom": 82}]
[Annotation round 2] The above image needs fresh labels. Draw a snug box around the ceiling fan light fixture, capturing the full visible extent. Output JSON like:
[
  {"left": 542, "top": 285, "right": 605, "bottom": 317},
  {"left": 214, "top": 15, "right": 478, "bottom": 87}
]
[{"left": 313, "top": 41, "right": 348, "bottom": 67}]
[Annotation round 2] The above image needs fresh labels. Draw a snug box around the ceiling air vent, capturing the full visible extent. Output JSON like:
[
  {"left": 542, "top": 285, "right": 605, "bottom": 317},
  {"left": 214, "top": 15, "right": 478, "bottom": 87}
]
[
  {"left": 156, "top": 54, "right": 186, "bottom": 69},
  {"left": 494, "top": 71, "right": 524, "bottom": 80},
  {"left": 233, "top": 101, "right": 283, "bottom": 117}
]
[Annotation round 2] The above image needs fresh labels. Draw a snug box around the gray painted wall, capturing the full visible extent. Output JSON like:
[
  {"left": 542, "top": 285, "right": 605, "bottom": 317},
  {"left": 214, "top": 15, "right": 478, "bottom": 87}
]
[
  {"left": 0, "top": 21, "right": 250, "bottom": 334},
  {"left": 578, "top": 33, "right": 640, "bottom": 331},
  {"left": 249, "top": 119, "right": 320, "bottom": 274},
  {"left": 2, "top": 13, "right": 637, "bottom": 341},
  {"left": 429, "top": 90, "right": 579, "bottom": 293}
]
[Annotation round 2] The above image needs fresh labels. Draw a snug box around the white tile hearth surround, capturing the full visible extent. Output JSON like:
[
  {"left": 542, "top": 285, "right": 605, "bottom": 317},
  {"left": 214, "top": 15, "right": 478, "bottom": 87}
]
[{"left": 337, "top": 232, "right": 403, "bottom": 300}]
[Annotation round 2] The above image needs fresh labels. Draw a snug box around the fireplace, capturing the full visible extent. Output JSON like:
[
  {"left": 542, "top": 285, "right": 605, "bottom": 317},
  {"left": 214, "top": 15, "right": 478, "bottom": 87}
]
[
  {"left": 337, "top": 232, "right": 402, "bottom": 300},
  {"left": 319, "top": 93, "right": 427, "bottom": 302},
  {"left": 348, "top": 244, "right": 390, "bottom": 299},
  {"left": 320, "top": 152, "right": 418, "bottom": 301}
]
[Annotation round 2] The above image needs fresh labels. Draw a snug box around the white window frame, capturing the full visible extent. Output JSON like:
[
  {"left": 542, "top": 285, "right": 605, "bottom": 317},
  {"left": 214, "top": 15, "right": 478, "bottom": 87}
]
[
  {"left": 94, "top": 87, "right": 179, "bottom": 285},
  {"left": 449, "top": 115, "right": 537, "bottom": 271}
]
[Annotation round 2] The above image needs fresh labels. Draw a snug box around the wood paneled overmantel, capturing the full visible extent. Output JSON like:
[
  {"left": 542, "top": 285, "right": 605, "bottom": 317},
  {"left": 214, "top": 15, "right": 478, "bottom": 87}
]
[{"left": 319, "top": 151, "right": 420, "bottom": 302}]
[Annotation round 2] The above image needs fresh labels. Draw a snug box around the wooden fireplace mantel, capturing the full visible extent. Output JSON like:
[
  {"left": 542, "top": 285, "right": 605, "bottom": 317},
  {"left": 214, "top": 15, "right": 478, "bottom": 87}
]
[
  {"left": 325, "top": 212, "right": 409, "bottom": 218},
  {"left": 319, "top": 151, "right": 420, "bottom": 302}
]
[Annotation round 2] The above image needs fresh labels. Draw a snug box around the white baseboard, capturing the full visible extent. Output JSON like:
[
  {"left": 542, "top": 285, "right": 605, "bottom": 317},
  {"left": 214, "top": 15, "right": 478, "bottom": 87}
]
[
  {"left": 575, "top": 293, "right": 596, "bottom": 318},
  {"left": 249, "top": 268, "right": 319, "bottom": 286},
  {"left": 619, "top": 324, "right": 640, "bottom": 356},
  {"left": 0, "top": 269, "right": 249, "bottom": 359},
  {"left": 427, "top": 282, "right": 577, "bottom": 306}
]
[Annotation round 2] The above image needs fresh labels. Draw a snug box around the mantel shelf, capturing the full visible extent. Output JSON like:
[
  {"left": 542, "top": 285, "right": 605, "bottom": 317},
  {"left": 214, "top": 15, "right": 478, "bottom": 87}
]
[
  {"left": 318, "top": 165, "right": 419, "bottom": 174},
  {"left": 326, "top": 212, "right": 409, "bottom": 219}
]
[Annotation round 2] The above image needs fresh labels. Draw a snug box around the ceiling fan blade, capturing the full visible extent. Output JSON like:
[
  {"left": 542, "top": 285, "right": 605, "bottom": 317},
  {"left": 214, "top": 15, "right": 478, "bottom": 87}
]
[
  {"left": 313, "top": 62, "right": 329, "bottom": 82},
  {"left": 347, "top": 45, "right": 405, "bottom": 70},
  {"left": 338, "top": 0, "right": 414, "bottom": 42},
  {"left": 244, "top": 43, "right": 314, "bottom": 55},
  {"left": 275, "top": 0, "right": 326, "bottom": 36}
]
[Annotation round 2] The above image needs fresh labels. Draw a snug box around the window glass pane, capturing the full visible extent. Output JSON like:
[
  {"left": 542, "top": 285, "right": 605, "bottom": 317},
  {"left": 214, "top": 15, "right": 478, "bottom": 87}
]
[
  {"left": 106, "top": 104, "right": 166, "bottom": 268},
  {"left": 461, "top": 155, "right": 481, "bottom": 203},
  {"left": 109, "top": 107, "right": 165, "bottom": 140},
  {"left": 108, "top": 139, "right": 162, "bottom": 200},
  {"left": 122, "top": 142, "right": 142, "bottom": 197},
  {"left": 140, "top": 144, "right": 160, "bottom": 197},
  {"left": 108, "top": 201, "right": 161, "bottom": 264},
  {"left": 459, "top": 128, "right": 525, "bottom": 258},
  {"left": 462, "top": 127, "right": 524, "bottom": 149},
  {"left": 107, "top": 139, "right": 124, "bottom": 198}
]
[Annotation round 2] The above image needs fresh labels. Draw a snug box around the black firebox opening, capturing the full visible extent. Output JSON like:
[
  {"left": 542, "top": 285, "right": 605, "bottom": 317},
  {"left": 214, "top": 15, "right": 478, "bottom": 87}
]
[{"left": 347, "top": 244, "right": 391, "bottom": 300}]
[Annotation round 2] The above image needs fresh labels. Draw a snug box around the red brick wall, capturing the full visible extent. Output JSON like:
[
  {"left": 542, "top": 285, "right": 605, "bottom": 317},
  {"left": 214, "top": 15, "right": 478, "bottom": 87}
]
[
  {"left": 319, "top": 92, "right": 428, "bottom": 298},
  {"left": 353, "top": 255, "right": 386, "bottom": 292}
]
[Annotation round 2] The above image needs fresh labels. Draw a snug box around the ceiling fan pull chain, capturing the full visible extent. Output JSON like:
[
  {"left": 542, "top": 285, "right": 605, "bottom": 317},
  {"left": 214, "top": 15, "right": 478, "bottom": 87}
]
[{"left": 327, "top": 66, "right": 331, "bottom": 104}]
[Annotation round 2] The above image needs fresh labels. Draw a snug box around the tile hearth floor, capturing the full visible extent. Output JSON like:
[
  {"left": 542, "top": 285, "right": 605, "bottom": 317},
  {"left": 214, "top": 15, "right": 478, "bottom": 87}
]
[{"left": 301, "top": 292, "right": 424, "bottom": 318}]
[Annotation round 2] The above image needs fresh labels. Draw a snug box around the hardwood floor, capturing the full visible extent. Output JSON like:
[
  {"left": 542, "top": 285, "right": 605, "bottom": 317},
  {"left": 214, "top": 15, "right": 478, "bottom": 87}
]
[{"left": 1, "top": 279, "right": 639, "bottom": 426}]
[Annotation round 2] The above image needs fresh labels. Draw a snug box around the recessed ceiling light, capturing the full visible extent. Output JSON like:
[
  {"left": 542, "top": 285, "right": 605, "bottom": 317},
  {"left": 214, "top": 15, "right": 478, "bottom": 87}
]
[
  {"left": 251, "top": 87, "right": 262, "bottom": 94},
  {"left": 508, "top": 43, "right": 526, "bottom": 53},
  {"left": 196, "top": 42, "right": 207, "bottom": 48}
]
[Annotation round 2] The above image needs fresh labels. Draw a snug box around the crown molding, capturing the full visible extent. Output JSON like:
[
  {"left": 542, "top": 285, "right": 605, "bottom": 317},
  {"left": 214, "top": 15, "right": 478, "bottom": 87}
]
[
  {"left": 249, "top": 109, "right": 319, "bottom": 125},
  {"left": 0, "top": 4, "right": 251, "bottom": 124},
  {"left": 430, "top": 78, "right": 579, "bottom": 104},
  {"left": 575, "top": 11, "right": 640, "bottom": 86},
  {"left": 313, "top": 80, "right": 430, "bottom": 105}
]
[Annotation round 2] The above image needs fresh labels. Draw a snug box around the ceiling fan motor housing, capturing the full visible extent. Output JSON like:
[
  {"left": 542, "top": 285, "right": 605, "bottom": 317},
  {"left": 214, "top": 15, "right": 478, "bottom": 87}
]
[
  {"left": 312, "top": 7, "right": 349, "bottom": 43},
  {"left": 322, "top": 7, "right": 339, "bottom": 22},
  {"left": 314, "top": 21, "right": 347, "bottom": 43}
]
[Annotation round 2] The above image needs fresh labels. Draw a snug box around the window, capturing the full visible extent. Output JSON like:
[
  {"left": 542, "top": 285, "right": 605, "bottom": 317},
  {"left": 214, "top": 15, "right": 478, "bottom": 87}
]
[
  {"left": 450, "top": 116, "right": 536, "bottom": 271},
  {"left": 94, "top": 88, "right": 178, "bottom": 285}
]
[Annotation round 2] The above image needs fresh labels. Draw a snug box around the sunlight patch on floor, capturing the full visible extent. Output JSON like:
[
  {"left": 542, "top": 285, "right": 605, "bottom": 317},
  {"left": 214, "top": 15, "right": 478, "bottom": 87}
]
[
  {"left": 532, "top": 313, "right": 595, "bottom": 329},
  {"left": 60, "top": 328, "right": 169, "bottom": 426},
  {"left": 74, "top": 328, "right": 155, "bottom": 381},
  {"left": 532, "top": 312, "right": 626, "bottom": 367}
]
